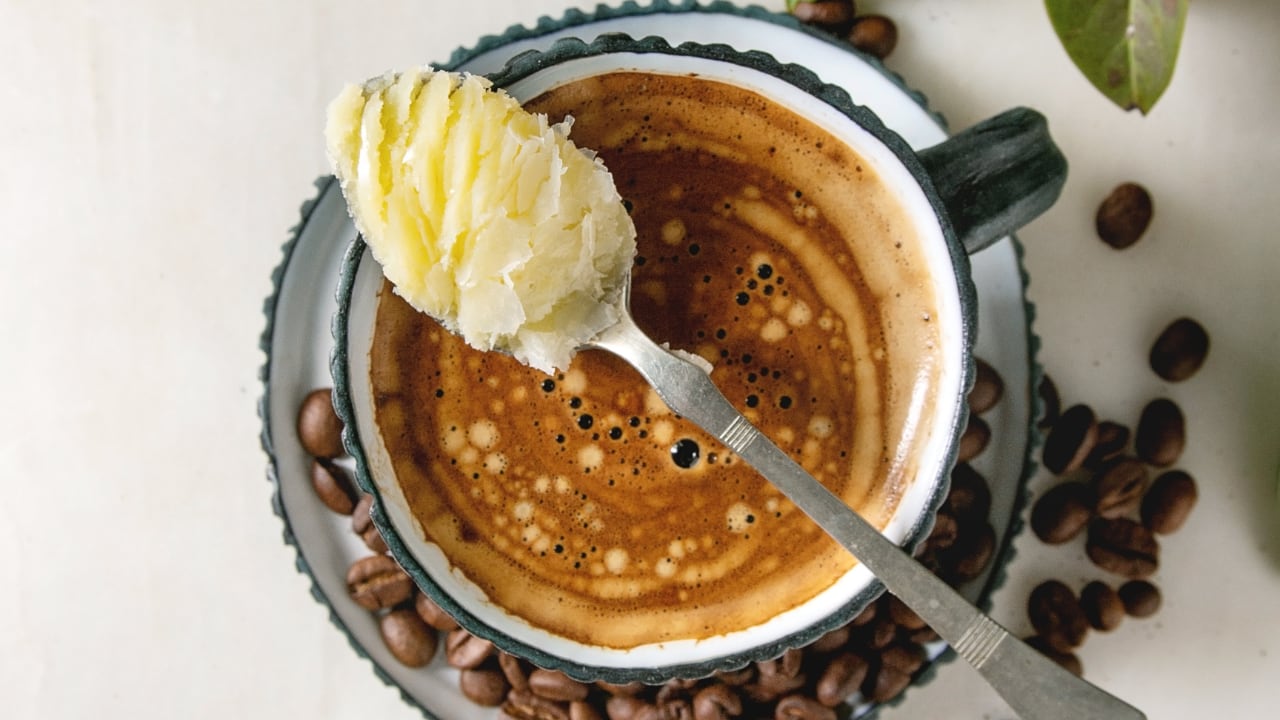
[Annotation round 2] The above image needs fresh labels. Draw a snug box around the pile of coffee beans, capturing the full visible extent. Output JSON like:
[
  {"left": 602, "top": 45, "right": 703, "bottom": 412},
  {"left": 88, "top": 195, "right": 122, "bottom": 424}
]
[
  {"left": 1022, "top": 185, "right": 1208, "bottom": 674},
  {"left": 789, "top": 1, "right": 899, "bottom": 60},
  {"left": 296, "top": 362, "right": 1008, "bottom": 717}
]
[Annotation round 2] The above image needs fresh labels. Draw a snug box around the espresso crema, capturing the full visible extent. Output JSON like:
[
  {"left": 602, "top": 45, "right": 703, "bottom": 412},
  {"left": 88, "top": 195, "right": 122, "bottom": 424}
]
[{"left": 368, "top": 72, "right": 942, "bottom": 648}]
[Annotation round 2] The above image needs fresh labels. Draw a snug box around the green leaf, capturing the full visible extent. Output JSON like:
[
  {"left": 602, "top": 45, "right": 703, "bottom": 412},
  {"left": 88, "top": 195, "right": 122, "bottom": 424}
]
[
  {"left": 786, "top": 0, "right": 808, "bottom": 11},
  {"left": 1045, "top": 0, "right": 1189, "bottom": 114}
]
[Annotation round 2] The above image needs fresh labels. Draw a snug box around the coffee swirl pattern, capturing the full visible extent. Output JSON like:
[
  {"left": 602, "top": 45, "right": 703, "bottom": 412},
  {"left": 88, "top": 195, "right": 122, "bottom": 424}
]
[{"left": 369, "top": 73, "right": 942, "bottom": 647}]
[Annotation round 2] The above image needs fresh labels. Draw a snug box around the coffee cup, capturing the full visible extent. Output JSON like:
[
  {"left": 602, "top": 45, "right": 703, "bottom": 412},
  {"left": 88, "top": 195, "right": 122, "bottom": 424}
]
[{"left": 331, "top": 34, "right": 1065, "bottom": 683}]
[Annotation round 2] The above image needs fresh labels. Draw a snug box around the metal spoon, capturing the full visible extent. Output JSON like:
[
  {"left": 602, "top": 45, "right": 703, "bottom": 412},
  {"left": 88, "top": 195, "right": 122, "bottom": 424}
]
[{"left": 583, "top": 272, "right": 1145, "bottom": 720}]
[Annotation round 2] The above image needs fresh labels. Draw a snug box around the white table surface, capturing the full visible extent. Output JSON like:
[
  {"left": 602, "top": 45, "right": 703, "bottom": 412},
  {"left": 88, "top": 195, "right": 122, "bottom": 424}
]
[{"left": 2, "top": 1, "right": 1277, "bottom": 718}]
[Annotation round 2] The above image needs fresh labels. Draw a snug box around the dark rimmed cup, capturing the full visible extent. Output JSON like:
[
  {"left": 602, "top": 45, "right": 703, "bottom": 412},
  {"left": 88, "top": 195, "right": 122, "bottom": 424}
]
[{"left": 331, "top": 34, "right": 1064, "bottom": 684}]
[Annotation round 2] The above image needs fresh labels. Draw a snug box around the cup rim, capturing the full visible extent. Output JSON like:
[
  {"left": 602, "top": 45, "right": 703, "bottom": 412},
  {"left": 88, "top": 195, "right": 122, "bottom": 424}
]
[{"left": 330, "top": 32, "right": 977, "bottom": 684}]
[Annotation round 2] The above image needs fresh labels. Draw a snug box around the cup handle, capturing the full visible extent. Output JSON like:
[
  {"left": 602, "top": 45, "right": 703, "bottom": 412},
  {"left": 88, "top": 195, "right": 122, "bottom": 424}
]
[{"left": 917, "top": 107, "right": 1068, "bottom": 254}]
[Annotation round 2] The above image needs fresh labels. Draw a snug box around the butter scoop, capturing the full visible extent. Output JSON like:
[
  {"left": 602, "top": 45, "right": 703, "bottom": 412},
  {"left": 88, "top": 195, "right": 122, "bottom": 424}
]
[{"left": 324, "top": 68, "right": 637, "bottom": 373}]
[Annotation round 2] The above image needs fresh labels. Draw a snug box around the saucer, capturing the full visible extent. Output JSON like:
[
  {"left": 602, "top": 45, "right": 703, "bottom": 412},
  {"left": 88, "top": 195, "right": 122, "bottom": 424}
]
[{"left": 259, "top": 2, "right": 1041, "bottom": 717}]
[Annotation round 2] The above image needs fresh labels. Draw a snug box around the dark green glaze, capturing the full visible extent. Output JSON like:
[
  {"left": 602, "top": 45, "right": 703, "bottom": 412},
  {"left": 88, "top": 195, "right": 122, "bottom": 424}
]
[{"left": 918, "top": 108, "right": 1068, "bottom": 253}]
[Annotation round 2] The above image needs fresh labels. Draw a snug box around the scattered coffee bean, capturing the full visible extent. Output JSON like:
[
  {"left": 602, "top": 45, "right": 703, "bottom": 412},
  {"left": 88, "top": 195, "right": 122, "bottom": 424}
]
[
  {"left": 1042, "top": 404, "right": 1099, "bottom": 475},
  {"left": 379, "top": 608, "right": 437, "bottom": 667},
  {"left": 1030, "top": 481, "right": 1095, "bottom": 544},
  {"left": 944, "top": 521, "right": 997, "bottom": 583},
  {"left": 815, "top": 652, "right": 868, "bottom": 707},
  {"left": 1095, "top": 182, "right": 1153, "bottom": 249},
  {"left": 505, "top": 688, "right": 571, "bottom": 720},
  {"left": 445, "top": 629, "right": 495, "bottom": 669},
  {"left": 692, "top": 684, "right": 743, "bottom": 720},
  {"left": 880, "top": 643, "right": 927, "bottom": 676},
  {"left": 809, "top": 625, "right": 850, "bottom": 653},
  {"left": 922, "top": 511, "right": 960, "bottom": 555},
  {"left": 1025, "top": 635, "right": 1084, "bottom": 676},
  {"left": 848, "top": 601, "right": 878, "bottom": 628},
  {"left": 1079, "top": 580, "right": 1126, "bottom": 632},
  {"left": 1135, "top": 398, "right": 1186, "bottom": 467},
  {"left": 1027, "top": 580, "right": 1089, "bottom": 652},
  {"left": 1037, "top": 373, "right": 1062, "bottom": 430},
  {"left": 967, "top": 357, "right": 1005, "bottom": 415},
  {"left": 1141, "top": 469, "right": 1198, "bottom": 534},
  {"left": 604, "top": 696, "right": 652, "bottom": 720},
  {"left": 1083, "top": 421, "right": 1130, "bottom": 471},
  {"left": 848, "top": 14, "right": 899, "bottom": 59},
  {"left": 944, "top": 463, "right": 993, "bottom": 524},
  {"left": 569, "top": 701, "right": 603, "bottom": 720},
  {"left": 414, "top": 591, "right": 460, "bottom": 632},
  {"left": 1118, "top": 580, "right": 1162, "bottom": 618},
  {"left": 863, "top": 662, "right": 912, "bottom": 704},
  {"left": 1150, "top": 317, "right": 1210, "bottom": 382},
  {"left": 310, "top": 458, "right": 359, "bottom": 514},
  {"left": 346, "top": 554, "right": 413, "bottom": 611},
  {"left": 776, "top": 693, "right": 837, "bottom": 720},
  {"left": 1086, "top": 518, "right": 1159, "bottom": 578},
  {"left": 711, "top": 667, "right": 755, "bottom": 687},
  {"left": 530, "top": 669, "right": 591, "bottom": 703},
  {"left": 790, "top": 0, "right": 857, "bottom": 36},
  {"left": 296, "top": 387, "right": 346, "bottom": 458},
  {"left": 957, "top": 414, "right": 991, "bottom": 462},
  {"left": 352, "top": 493, "right": 390, "bottom": 554},
  {"left": 886, "top": 595, "right": 927, "bottom": 631},
  {"left": 500, "top": 653, "right": 533, "bottom": 692},
  {"left": 460, "top": 666, "right": 512, "bottom": 707},
  {"left": 1092, "top": 457, "right": 1150, "bottom": 519}
]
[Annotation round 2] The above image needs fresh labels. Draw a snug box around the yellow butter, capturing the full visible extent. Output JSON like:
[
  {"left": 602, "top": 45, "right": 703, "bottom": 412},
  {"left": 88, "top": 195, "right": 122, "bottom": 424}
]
[{"left": 325, "top": 68, "right": 637, "bottom": 373}]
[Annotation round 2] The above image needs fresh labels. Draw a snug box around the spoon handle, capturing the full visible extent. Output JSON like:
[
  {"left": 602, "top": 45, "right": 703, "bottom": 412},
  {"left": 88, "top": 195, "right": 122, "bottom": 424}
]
[{"left": 588, "top": 315, "right": 1145, "bottom": 720}]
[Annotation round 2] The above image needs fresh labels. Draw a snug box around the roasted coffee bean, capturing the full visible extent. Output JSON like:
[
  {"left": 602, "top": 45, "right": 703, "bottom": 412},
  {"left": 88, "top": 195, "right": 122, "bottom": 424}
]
[
  {"left": 791, "top": 0, "right": 856, "bottom": 36},
  {"left": 460, "top": 667, "right": 510, "bottom": 707},
  {"left": 1037, "top": 373, "right": 1062, "bottom": 430},
  {"left": 379, "top": 608, "right": 437, "bottom": 667},
  {"left": 858, "top": 615, "right": 898, "bottom": 651},
  {"left": 346, "top": 555, "right": 413, "bottom": 611},
  {"left": 505, "top": 689, "right": 571, "bottom": 720},
  {"left": 1142, "top": 470, "right": 1198, "bottom": 534},
  {"left": 711, "top": 667, "right": 755, "bottom": 687},
  {"left": 1025, "top": 635, "right": 1083, "bottom": 676},
  {"left": 815, "top": 652, "right": 868, "bottom": 707},
  {"left": 1027, "top": 580, "right": 1089, "bottom": 652},
  {"left": 848, "top": 14, "right": 899, "bottom": 60},
  {"left": 863, "top": 663, "right": 912, "bottom": 704},
  {"left": 445, "top": 629, "right": 495, "bottom": 669},
  {"left": 657, "top": 699, "right": 693, "bottom": 720},
  {"left": 530, "top": 669, "right": 591, "bottom": 703},
  {"left": 881, "top": 643, "right": 926, "bottom": 675},
  {"left": 692, "top": 684, "right": 742, "bottom": 720},
  {"left": 848, "top": 601, "right": 878, "bottom": 628},
  {"left": 1150, "top": 317, "right": 1210, "bottom": 382},
  {"left": 1030, "top": 481, "right": 1095, "bottom": 544},
  {"left": 923, "top": 511, "right": 960, "bottom": 555},
  {"left": 809, "top": 625, "right": 851, "bottom": 653},
  {"left": 945, "top": 463, "right": 992, "bottom": 524},
  {"left": 886, "top": 595, "right": 927, "bottom": 631},
  {"left": 957, "top": 415, "right": 991, "bottom": 462},
  {"left": 501, "top": 653, "right": 533, "bottom": 692},
  {"left": 1095, "top": 182, "right": 1153, "bottom": 249},
  {"left": 310, "top": 459, "right": 359, "bottom": 514},
  {"left": 655, "top": 679, "right": 697, "bottom": 705},
  {"left": 775, "top": 694, "right": 836, "bottom": 720},
  {"left": 908, "top": 626, "right": 940, "bottom": 644},
  {"left": 1135, "top": 398, "right": 1186, "bottom": 467},
  {"left": 1087, "top": 518, "right": 1159, "bottom": 578},
  {"left": 944, "top": 522, "right": 997, "bottom": 583},
  {"left": 967, "top": 357, "right": 1005, "bottom": 414},
  {"left": 1079, "top": 580, "right": 1125, "bottom": 632},
  {"left": 1083, "top": 421, "right": 1131, "bottom": 471},
  {"left": 297, "top": 388, "right": 345, "bottom": 458},
  {"left": 352, "top": 493, "right": 389, "bottom": 554},
  {"left": 1119, "top": 580, "right": 1162, "bottom": 618},
  {"left": 570, "top": 701, "right": 604, "bottom": 720},
  {"left": 414, "top": 591, "right": 460, "bottom": 631},
  {"left": 606, "top": 696, "right": 657, "bottom": 720},
  {"left": 1042, "top": 404, "right": 1099, "bottom": 475},
  {"left": 1092, "top": 457, "right": 1150, "bottom": 518}
]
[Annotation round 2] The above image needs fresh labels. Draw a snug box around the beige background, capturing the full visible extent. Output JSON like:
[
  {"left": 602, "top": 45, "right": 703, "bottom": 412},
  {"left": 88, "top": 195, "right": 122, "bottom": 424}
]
[{"left": 2, "top": 0, "right": 1277, "bottom": 718}]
